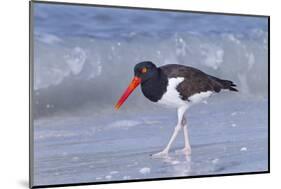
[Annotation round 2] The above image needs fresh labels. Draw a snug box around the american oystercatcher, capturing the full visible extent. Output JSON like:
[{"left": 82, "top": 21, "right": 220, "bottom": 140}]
[{"left": 115, "top": 61, "right": 238, "bottom": 157}]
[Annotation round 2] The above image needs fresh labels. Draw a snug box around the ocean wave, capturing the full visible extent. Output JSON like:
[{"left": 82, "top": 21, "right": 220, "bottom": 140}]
[{"left": 33, "top": 31, "right": 268, "bottom": 118}]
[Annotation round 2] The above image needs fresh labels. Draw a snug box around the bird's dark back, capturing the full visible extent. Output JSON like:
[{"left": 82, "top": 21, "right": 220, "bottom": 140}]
[{"left": 159, "top": 64, "right": 238, "bottom": 100}]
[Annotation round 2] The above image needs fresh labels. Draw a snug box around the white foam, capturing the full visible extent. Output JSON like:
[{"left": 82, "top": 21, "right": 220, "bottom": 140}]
[
  {"left": 246, "top": 52, "right": 255, "bottom": 70},
  {"left": 231, "top": 112, "right": 238, "bottom": 116},
  {"left": 226, "top": 34, "right": 241, "bottom": 44},
  {"left": 123, "top": 176, "right": 131, "bottom": 180},
  {"left": 64, "top": 47, "right": 87, "bottom": 75},
  {"left": 212, "top": 158, "right": 219, "bottom": 164},
  {"left": 38, "top": 33, "right": 62, "bottom": 44},
  {"left": 110, "top": 171, "right": 119, "bottom": 175},
  {"left": 171, "top": 160, "right": 180, "bottom": 165},
  {"left": 105, "top": 175, "right": 112, "bottom": 180},
  {"left": 201, "top": 44, "right": 224, "bottom": 70},
  {"left": 139, "top": 167, "right": 151, "bottom": 174},
  {"left": 108, "top": 120, "right": 141, "bottom": 129},
  {"left": 72, "top": 156, "right": 79, "bottom": 161}
]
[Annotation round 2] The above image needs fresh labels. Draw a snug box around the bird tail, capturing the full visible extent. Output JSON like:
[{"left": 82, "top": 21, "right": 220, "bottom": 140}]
[
  {"left": 222, "top": 80, "right": 239, "bottom": 92},
  {"left": 210, "top": 76, "right": 238, "bottom": 92}
]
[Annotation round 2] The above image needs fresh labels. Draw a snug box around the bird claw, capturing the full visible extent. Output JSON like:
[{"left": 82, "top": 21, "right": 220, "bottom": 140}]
[
  {"left": 176, "top": 147, "right": 192, "bottom": 156},
  {"left": 151, "top": 150, "right": 169, "bottom": 158}
]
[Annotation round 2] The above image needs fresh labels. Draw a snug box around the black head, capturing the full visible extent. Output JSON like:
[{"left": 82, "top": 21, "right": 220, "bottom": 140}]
[
  {"left": 134, "top": 61, "right": 158, "bottom": 83},
  {"left": 115, "top": 61, "right": 161, "bottom": 110}
]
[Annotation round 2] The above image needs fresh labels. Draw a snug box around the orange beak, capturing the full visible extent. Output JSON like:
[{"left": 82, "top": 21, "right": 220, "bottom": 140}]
[{"left": 115, "top": 76, "right": 141, "bottom": 110}]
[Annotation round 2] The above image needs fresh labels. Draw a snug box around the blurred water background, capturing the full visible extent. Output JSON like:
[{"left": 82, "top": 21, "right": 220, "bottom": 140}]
[{"left": 33, "top": 3, "right": 268, "bottom": 118}]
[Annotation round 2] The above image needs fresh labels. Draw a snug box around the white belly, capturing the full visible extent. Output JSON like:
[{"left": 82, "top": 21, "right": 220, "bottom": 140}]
[
  {"left": 189, "top": 91, "right": 213, "bottom": 104},
  {"left": 157, "top": 77, "right": 213, "bottom": 108},
  {"left": 157, "top": 77, "right": 187, "bottom": 108}
]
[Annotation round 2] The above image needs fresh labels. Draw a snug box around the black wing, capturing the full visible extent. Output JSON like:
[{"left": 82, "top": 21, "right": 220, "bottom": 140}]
[{"left": 159, "top": 64, "right": 238, "bottom": 101}]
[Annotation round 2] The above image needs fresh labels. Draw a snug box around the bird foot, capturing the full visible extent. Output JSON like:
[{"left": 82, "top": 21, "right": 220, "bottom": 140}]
[
  {"left": 151, "top": 150, "right": 169, "bottom": 158},
  {"left": 176, "top": 147, "right": 192, "bottom": 156}
]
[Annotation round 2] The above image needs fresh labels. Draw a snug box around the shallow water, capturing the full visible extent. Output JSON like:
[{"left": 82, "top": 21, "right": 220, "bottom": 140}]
[{"left": 33, "top": 97, "right": 268, "bottom": 185}]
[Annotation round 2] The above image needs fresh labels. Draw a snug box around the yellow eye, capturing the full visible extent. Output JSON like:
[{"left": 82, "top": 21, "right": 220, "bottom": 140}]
[{"left": 141, "top": 67, "right": 148, "bottom": 74}]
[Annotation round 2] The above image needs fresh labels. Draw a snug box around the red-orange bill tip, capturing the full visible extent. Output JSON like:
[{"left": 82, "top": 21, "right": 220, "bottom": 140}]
[{"left": 115, "top": 77, "right": 141, "bottom": 110}]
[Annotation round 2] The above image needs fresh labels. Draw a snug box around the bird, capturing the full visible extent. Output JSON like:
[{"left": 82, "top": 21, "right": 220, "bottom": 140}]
[{"left": 115, "top": 61, "right": 238, "bottom": 157}]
